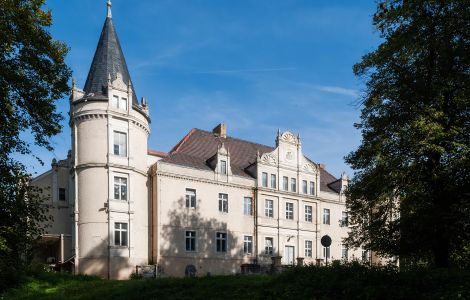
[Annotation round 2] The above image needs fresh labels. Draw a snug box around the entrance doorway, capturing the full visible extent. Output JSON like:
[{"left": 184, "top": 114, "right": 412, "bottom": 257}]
[{"left": 284, "top": 246, "right": 295, "bottom": 265}]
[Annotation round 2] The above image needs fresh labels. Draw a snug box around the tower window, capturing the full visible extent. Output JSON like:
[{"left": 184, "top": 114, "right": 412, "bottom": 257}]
[
  {"left": 114, "top": 177, "right": 127, "bottom": 201},
  {"left": 270, "top": 174, "right": 276, "bottom": 189},
  {"left": 59, "top": 188, "right": 66, "bottom": 201},
  {"left": 261, "top": 172, "right": 268, "bottom": 187},
  {"left": 220, "top": 160, "right": 227, "bottom": 175},
  {"left": 112, "top": 95, "right": 127, "bottom": 110},
  {"left": 113, "top": 131, "right": 127, "bottom": 156}
]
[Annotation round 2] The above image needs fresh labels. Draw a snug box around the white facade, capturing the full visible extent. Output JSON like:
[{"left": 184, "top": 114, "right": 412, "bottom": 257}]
[{"left": 32, "top": 3, "right": 369, "bottom": 279}]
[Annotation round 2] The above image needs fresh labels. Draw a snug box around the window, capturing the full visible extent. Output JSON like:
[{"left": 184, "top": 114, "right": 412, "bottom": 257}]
[
  {"left": 305, "top": 240, "right": 313, "bottom": 257},
  {"left": 185, "top": 231, "right": 196, "bottom": 251},
  {"left": 291, "top": 178, "right": 296, "bottom": 192},
  {"left": 262, "top": 172, "right": 268, "bottom": 187},
  {"left": 113, "top": 177, "right": 127, "bottom": 201},
  {"left": 59, "top": 188, "right": 66, "bottom": 201},
  {"left": 114, "top": 223, "right": 128, "bottom": 246},
  {"left": 310, "top": 181, "right": 315, "bottom": 195},
  {"left": 342, "top": 244, "right": 348, "bottom": 259},
  {"left": 219, "top": 193, "right": 228, "bottom": 213},
  {"left": 216, "top": 232, "right": 227, "bottom": 252},
  {"left": 323, "top": 208, "right": 330, "bottom": 225},
  {"left": 185, "top": 189, "right": 196, "bottom": 208},
  {"left": 305, "top": 205, "right": 312, "bottom": 222},
  {"left": 286, "top": 202, "right": 294, "bottom": 220},
  {"left": 341, "top": 211, "right": 348, "bottom": 227},
  {"left": 113, "top": 131, "right": 127, "bottom": 156},
  {"left": 243, "top": 197, "right": 252, "bottom": 216},
  {"left": 112, "top": 95, "right": 127, "bottom": 110},
  {"left": 265, "top": 237, "right": 273, "bottom": 255},
  {"left": 362, "top": 250, "right": 369, "bottom": 262},
  {"left": 220, "top": 160, "right": 227, "bottom": 175},
  {"left": 270, "top": 174, "right": 276, "bottom": 189},
  {"left": 243, "top": 235, "right": 253, "bottom": 255},
  {"left": 323, "top": 246, "right": 330, "bottom": 258},
  {"left": 302, "top": 180, "right": 307, "bottom": 194},
  {"left": 265, "top": 199, "right": 274, "bottom": 218},
  {"left": 283, "top": 176, "right": 288, "bottom": 191}
]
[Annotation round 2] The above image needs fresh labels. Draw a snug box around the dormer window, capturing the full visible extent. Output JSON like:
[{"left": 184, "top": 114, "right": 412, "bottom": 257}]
[
  {"left": 220, "top": 160, "right": 227, "bottom": 175},
  {"left": 112, "top": 95, "right": 127, "bottom": 111}
]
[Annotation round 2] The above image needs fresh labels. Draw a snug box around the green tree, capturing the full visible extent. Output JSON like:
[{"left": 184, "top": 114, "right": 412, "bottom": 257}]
[
  {"left": 0, "top": 0, "right": 70, "bottom": 287},
  {"left": 345, "top": 0, "right": 470, "bottom": 267}
]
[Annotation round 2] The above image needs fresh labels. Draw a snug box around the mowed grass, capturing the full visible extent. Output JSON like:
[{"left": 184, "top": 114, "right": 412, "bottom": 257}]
[{"left": 2, "top": 265, "right": 470, "bottom": 300}]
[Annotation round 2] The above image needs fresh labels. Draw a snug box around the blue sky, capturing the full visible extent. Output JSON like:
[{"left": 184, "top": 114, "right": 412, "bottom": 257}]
[{"left": 27, "top": 0, "right": 381, "bottom": 178}]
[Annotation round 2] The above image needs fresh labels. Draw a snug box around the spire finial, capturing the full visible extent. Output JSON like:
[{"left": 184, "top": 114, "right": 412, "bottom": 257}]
[{"left": 107, "top": 0, "right": 112, "bottom": 18}]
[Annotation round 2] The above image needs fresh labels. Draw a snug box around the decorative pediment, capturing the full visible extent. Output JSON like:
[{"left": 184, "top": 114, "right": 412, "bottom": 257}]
[
  {"left": 302, "top": 162, "right": 317, "bottom": 173},
  {"left": 260, "top": 152, "right": 277, "bottom": 165},
  {"left": 279, "top": 131, "right": 299, "bottom": 145}
]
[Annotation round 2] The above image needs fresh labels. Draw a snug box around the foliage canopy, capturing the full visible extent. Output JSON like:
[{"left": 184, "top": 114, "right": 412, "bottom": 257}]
[{"left": 345, "top": 0, "right": 470, "bottom": 267}]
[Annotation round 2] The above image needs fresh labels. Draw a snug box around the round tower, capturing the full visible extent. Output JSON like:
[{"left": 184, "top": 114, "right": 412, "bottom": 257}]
[{"left": 70, "top": 1, "right": 150, "bottom": 279}]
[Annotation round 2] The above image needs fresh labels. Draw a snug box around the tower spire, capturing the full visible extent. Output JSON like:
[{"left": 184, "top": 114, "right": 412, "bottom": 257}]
[{"left": 107, "top": 0, "right": 112, "bottom": 18}]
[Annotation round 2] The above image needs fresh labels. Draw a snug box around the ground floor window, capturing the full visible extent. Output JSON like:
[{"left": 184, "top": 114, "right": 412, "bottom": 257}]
[
  {"left": 114, "top": 222, "right": 128, "bottom": 246},
  {"left": 305, "top": 240, "right": 312, "bottom": 257},
  {"left": 185, "top": 231, "right": 196, "bottom": 251},
  {"left": 216, "top": 232, "right": 227, "bottom": 252},
  {"left": 243, "top": 235, "right": 253, "bottom": 255},
  {"left": 265, "top": 237, "right": 273, "bottom": 255}
]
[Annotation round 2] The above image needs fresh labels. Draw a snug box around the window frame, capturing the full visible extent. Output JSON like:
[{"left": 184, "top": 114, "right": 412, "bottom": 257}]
[
  {"left": 342, "top": 244, "right": 348, "bottom": 259},
  {"left": 270, "top": 174, "right": 276, "bottom": 189},
  {"left": 302, "top": 180, "right": 308, "bottom": 194},
  {"left": 58, "top": 188, "right": 66, "bottom": 201},
  {"left": 341, "top": 211, "right": 348, "bottom": 227},
  {"left": 305, "top": 240, "right": 313, "bottom": 257},
  {"left": 261, "top": 172, "right": 268, "bottom": 187},
  {"left": 265, "top": 237, "right": 273, "bottom": 255},
  {"left": 114, "top": 222, "right": 128, "bottom": 247},
  {"left": 309, "top": 181, "right": 315, "bottom": 195},
  {"left": 185, "top": 189, "right": 196, "bottom": 208},
  {"left": 243, "top": 235, "right": 253, "bottom": 255},
  {"left": 216, "top": 232, "right": 227, "bottom": 253},
  {"left": 220, "top": 160, "right": 227, "bottom": 175},
  {"left": 185, "top": 230, "right": 196, "bottom": 252},
  {"left": 218, "top": 193, "right": 228, "bottom": 213},
  {"left": 283, "top": 176, "right": 288, "bottom": 191},
  {"left": 305, "top": 205, "right": 312, "bottom": 222},
  {"left": 265, "top": 199, "right": 274, "bottom": 218},
  {"left": 113, "top": 131, "right": 127, "bottom": 157},
  {"left": 291, "top": 178, "right": 297, "bottom": 192},
  {"left": 323, "top": 208, "right": 330, "bottom": 225},
  {"left": 285, "top": 202, "right": 294, "bottom": 220},
  {"left": 243, "top": 197, "right": 253, "bottom": 216},
  {"left": 113, "top": 176, "right": 128, "bottom": 201}
]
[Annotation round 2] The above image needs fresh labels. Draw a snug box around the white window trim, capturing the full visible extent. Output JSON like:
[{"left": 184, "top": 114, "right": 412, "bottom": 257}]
[
  {"left": 113, "top": 222, "right": 129, "bottom": 247},
  {"left": 215, "top": 232, "right": 227, "bottom": 253}
]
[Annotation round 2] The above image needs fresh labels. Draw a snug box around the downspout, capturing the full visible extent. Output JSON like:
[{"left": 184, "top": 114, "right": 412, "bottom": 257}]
[
  {"left": 107, "top": 114, "right": 111, "bottom": 280},
  {"left": 253, "top": 187, "right": 258, "bottom": 263}
]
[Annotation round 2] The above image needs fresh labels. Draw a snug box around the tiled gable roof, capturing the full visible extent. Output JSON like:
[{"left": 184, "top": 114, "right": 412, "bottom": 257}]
[{"left": 161, "top": 128, "right": 340, "bottom": 194}]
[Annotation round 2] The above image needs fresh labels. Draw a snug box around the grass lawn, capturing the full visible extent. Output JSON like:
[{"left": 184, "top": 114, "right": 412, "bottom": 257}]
[{"left": 2, "top": 265, "right": 469, "bottom": 300}]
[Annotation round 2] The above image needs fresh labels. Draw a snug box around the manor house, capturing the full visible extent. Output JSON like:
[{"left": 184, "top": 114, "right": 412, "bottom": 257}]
[{"left": 32, "top": 1, "right": 369, "bottom": 279}]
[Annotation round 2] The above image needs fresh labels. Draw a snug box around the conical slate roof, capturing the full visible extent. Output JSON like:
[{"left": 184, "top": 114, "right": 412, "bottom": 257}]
[{"left": 83, "top": 11, "right": 138, "bottom": 105}]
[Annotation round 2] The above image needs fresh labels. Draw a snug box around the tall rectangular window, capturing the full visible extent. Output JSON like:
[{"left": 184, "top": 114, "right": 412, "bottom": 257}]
[
  {"left": 341, "top": 211, "right": 348, "bottom": 227},
  {"left": 323, "top": 246, "right": 330, "bottom": 258},
  {"left": 265, "top": 237, "right": 273, "bottom": 255},
  {"left": 119, "top": 97, "right": 127, "bottom": 110},
  {"left": 310, "top": 181, "right": 315, "bottom": 195},
  {"left": 291, "top": 178, "right": 297, "bottom": 192},
  {"left": 270, "top": 174, "right": 276, "bottom": 189},
  {"left": 185, "top": 189, "right": 196, "bottom": 208},
  {"left": 112, "top": 95, "right": 119, "bottom": 108},
  {"left": 243, "top": 235, "right": 253, "bottom": 255},
  {"left": 113, "top": 177, "right": 127, "bottom": 201},
  {"left": 220, "top": 160, "right": 227, "bottom": 175},
  {"left": 265, "top": 199, "right": 274, "bottom": 218},
  {"left": 283, "top": 176, "right": 288, "bottom": 191},
  {"left": 302, "top": 180, "right": 308, "bottom": 194},
  {"left": 216, "top": 232, "right": 227, "bottom": 252},
  {"left": 286, "top": 202, "right": 294, "bottom": 220},
  {"left": 59, "top": 188, "right": 66, "bottom": 201},
  {"left": 323, "top": 208, "right": 330, "bottom": 225},
  {"left": 342, "top": 244, "right": 348, "bottom": 259},
  {"left": 305, "top": 240, "right": 313, "bottom": 257},
  {"left": 243, "top": 197, "right": 252, "bottom": 215},
  {"left": 305, "top": 205, "right": 312, "bottom": 222},
  {"left": 114, "top": 222, "right": 128, "bottom": 246},
  {"left": 262, "top": 172, "right": 268, "bottom": 187},
  {"left": 219, "top": 193, "right": 228, "bottom": 213},
  {"left": 185, "top": 231, "right": 196, "bottom": 251},
  {"left": 113, "top": 131, "right": 127, "bottom": 156}
]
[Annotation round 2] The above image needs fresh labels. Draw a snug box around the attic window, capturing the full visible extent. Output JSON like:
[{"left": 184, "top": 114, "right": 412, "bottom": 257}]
[{"left": 220, "top": 160, "right": 227, "bottom": 175}]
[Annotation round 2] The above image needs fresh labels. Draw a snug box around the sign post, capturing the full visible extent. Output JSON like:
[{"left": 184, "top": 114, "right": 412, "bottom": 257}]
[{"left": 320, "top": 235, "right": 332, "bottom": 266}]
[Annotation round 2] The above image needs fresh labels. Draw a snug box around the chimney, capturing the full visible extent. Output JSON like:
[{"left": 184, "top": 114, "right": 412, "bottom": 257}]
[
  {"left": 319, "top": 163, "right": 326, "bottom": 170},
  {"left": 212, "top": 123, "right": 227, "bottom": 138}
]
